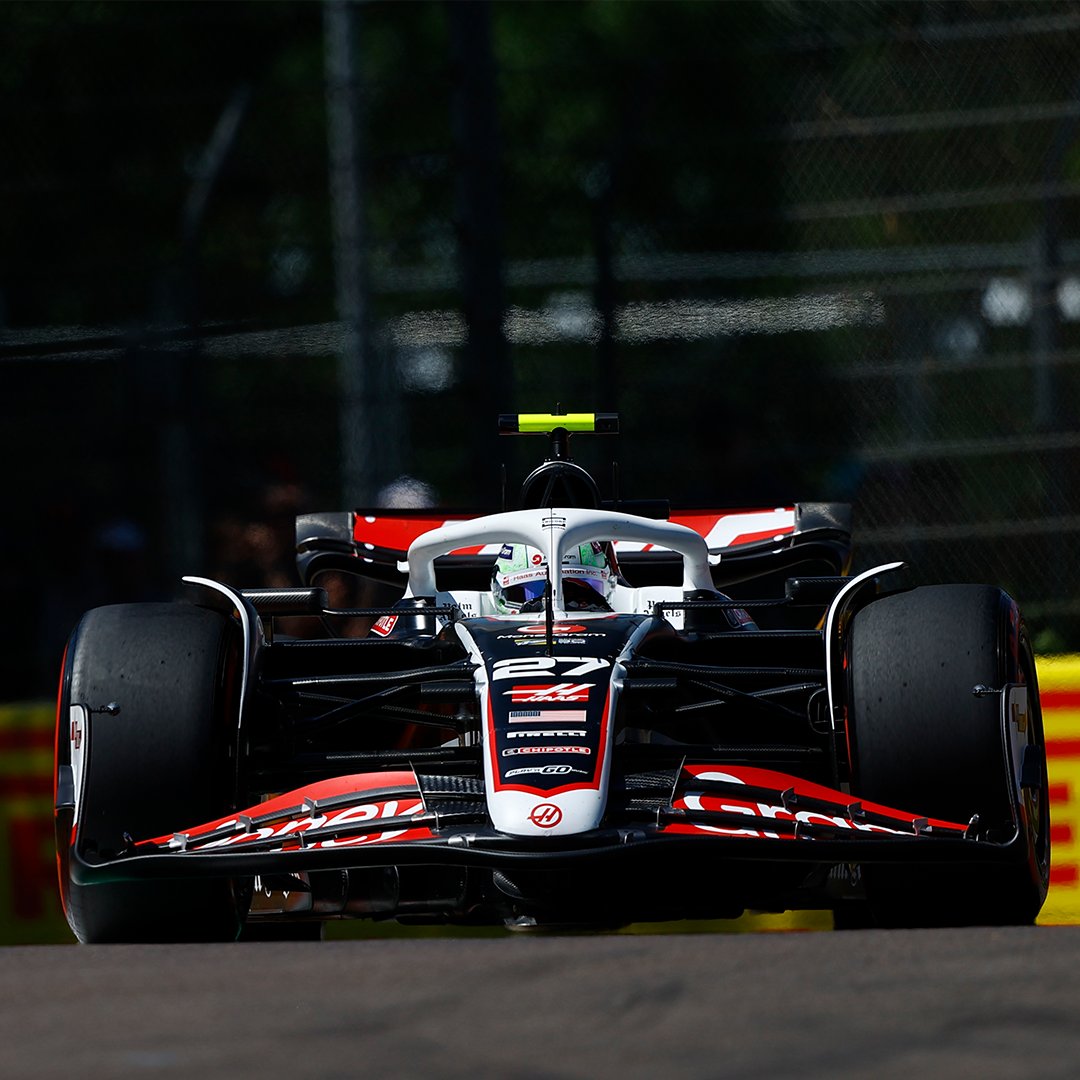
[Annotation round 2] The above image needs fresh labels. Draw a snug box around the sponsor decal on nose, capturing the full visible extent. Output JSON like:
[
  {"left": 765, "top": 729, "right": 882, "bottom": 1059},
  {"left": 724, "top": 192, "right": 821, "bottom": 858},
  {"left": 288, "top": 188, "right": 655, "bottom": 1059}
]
[
  {"left": 502, "top": 745, "right": 591, "bottom": 756},
  {"left": 508, "top": 709, "right": 588, "bottom": 723},
  {"left": 527, "top": 803, "right": 563, "bottom": 828},
  {"left": 506, "top": 729, "right": 586, "bottom": 738},
  {"left": 504, "top": 683, "right": 593, "bottom": 703}
]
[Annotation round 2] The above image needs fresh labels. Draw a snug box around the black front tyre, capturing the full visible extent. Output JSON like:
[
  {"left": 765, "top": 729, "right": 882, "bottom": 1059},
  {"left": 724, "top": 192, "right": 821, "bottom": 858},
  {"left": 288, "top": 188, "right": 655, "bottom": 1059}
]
[
  {"left": 56, "top": 603, "right": 246, "bottom": 943},
  {"left": 842, "top": 584, "right": 1049, "bottom": 928}
]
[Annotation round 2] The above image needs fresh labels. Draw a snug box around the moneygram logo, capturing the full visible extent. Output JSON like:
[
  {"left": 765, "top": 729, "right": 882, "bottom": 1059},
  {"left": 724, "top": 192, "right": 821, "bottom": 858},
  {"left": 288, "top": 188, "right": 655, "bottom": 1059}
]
[{"left": 517, "top": 623, "right": 587, "bottom": 635}]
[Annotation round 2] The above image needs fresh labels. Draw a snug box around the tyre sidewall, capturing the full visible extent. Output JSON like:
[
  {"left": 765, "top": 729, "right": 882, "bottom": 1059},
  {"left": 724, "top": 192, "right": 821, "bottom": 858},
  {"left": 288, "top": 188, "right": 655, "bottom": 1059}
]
[{"left": 56, "top": 602, "right": 243, "bottom": 942}]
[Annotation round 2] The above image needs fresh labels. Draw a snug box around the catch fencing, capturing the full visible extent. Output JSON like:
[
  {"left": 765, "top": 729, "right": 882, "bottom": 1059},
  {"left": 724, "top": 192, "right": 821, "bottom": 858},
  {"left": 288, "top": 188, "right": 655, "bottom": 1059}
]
[{"left": 4, "top": 2, "right": 1080, "bottom": 700}]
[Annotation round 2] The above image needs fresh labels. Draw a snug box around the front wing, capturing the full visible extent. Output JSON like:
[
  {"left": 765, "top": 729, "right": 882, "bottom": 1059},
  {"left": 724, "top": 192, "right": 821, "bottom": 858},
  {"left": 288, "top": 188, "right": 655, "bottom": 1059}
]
[{"left": 69, "top": 761, "right": 1029, "bottom": 887}]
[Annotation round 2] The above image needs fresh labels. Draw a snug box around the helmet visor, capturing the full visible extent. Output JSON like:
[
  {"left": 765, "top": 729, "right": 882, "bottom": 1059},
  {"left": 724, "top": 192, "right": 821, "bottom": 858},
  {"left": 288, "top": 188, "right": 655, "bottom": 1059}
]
[
  {"left": 500, "top": 577, "right": 549, "bottom": 608},
  {"left": 560, "top": 565, "right": 609, "bottom": 596}
]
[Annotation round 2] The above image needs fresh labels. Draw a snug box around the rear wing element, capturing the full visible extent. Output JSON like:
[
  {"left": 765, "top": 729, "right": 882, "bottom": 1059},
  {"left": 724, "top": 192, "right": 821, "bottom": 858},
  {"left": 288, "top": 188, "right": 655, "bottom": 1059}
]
[{"left": 295, "top": 503, "right": 852, "bottom": 592}]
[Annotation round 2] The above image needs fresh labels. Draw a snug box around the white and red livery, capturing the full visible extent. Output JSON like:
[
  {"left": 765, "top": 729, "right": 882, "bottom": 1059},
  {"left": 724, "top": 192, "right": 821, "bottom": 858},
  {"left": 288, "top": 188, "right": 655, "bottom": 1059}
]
[{"left": 54, "top": 412, "right": 1050, "bottom": 940}]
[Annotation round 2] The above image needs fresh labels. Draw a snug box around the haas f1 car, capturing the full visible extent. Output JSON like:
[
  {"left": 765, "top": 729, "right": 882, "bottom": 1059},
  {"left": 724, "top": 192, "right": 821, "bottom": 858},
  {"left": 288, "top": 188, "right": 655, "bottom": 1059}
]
[{"left": 56, "top": 413, "right": 1049, "bottom": 940}]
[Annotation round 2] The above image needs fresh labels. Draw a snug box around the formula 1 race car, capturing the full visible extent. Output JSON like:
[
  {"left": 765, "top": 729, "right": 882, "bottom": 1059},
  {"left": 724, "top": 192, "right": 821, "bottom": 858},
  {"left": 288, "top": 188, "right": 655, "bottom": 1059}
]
[{"left": 55, "top": 412, "right": 1049, "bottom": 941}]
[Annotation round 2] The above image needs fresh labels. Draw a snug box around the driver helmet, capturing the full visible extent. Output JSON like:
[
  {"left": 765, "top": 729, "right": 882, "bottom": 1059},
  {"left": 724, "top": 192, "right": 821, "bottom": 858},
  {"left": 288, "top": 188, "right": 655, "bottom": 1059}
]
[{"left": 491, "top": 541, "right": 616, "bottom": 613}]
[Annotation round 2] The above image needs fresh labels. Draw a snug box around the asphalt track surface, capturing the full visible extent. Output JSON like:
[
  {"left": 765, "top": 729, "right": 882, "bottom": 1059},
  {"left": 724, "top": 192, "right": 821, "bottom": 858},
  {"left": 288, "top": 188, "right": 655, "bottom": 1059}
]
[{"left": 5, "top": 926, "right": 1080, "bottom": 1079}]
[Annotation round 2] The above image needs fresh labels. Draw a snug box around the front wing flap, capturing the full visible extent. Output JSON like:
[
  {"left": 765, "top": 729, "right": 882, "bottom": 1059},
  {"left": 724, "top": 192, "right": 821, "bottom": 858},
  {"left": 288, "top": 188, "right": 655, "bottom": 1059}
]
[{"left": 69, "top": 762, "right": 1026, "bottom": 886}]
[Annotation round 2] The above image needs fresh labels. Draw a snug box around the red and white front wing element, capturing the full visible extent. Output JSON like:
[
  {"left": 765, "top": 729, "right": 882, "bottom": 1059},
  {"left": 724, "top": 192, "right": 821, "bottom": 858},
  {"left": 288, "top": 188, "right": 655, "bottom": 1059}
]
[
  {"left": 133, "top": 763, "right": 970, "bottom": 859},
  {"left": 668, "top": 765, "right": 968, "bottom": 839},
  {"left": 139, "top": 772, "right": 435, "bottom": 855}
]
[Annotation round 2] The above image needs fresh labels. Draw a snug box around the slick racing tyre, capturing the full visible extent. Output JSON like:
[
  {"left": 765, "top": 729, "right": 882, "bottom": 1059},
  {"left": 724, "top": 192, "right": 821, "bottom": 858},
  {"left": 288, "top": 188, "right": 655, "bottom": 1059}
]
[
  {"left": 842, "top": 584, "right": 1049, "bottom": 928},
  {"left": 56, "top": 603, "right": 245, "bottom": 943}
]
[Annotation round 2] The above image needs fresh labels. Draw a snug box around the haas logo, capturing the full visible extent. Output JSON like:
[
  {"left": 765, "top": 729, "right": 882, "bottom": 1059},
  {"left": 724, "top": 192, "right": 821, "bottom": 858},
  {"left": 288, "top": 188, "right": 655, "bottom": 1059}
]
[
  {"left": 528, "top": 803, "right": 563, "bottom": 828},
  {"left": 505, "top": 683, "right": 592, "bottom": 703}
]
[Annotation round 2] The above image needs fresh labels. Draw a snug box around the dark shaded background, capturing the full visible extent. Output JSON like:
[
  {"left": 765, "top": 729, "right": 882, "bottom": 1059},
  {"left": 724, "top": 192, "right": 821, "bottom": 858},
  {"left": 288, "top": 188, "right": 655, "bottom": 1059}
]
[{"left": 4, "top": 0, "right": 1080, "bottom": 699}]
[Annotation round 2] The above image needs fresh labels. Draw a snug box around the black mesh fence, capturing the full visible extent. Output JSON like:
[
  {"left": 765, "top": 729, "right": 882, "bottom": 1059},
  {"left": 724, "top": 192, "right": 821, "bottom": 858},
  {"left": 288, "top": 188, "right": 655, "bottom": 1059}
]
[
  {"left": 766, "top": 7, "right": 1080, "bottom": 649},
  {"left": 4, "top": 0, "right": 1080, "bottom": 694}
]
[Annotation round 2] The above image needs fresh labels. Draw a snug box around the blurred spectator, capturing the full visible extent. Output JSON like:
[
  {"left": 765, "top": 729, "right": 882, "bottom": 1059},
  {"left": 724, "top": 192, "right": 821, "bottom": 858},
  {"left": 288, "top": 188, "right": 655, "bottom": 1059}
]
[
  {"left": 37, "top": 512, "right": 164, "bottom": 693},
  {"left": 92, "top": 519, "right": 156, "bottom": 604}
]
